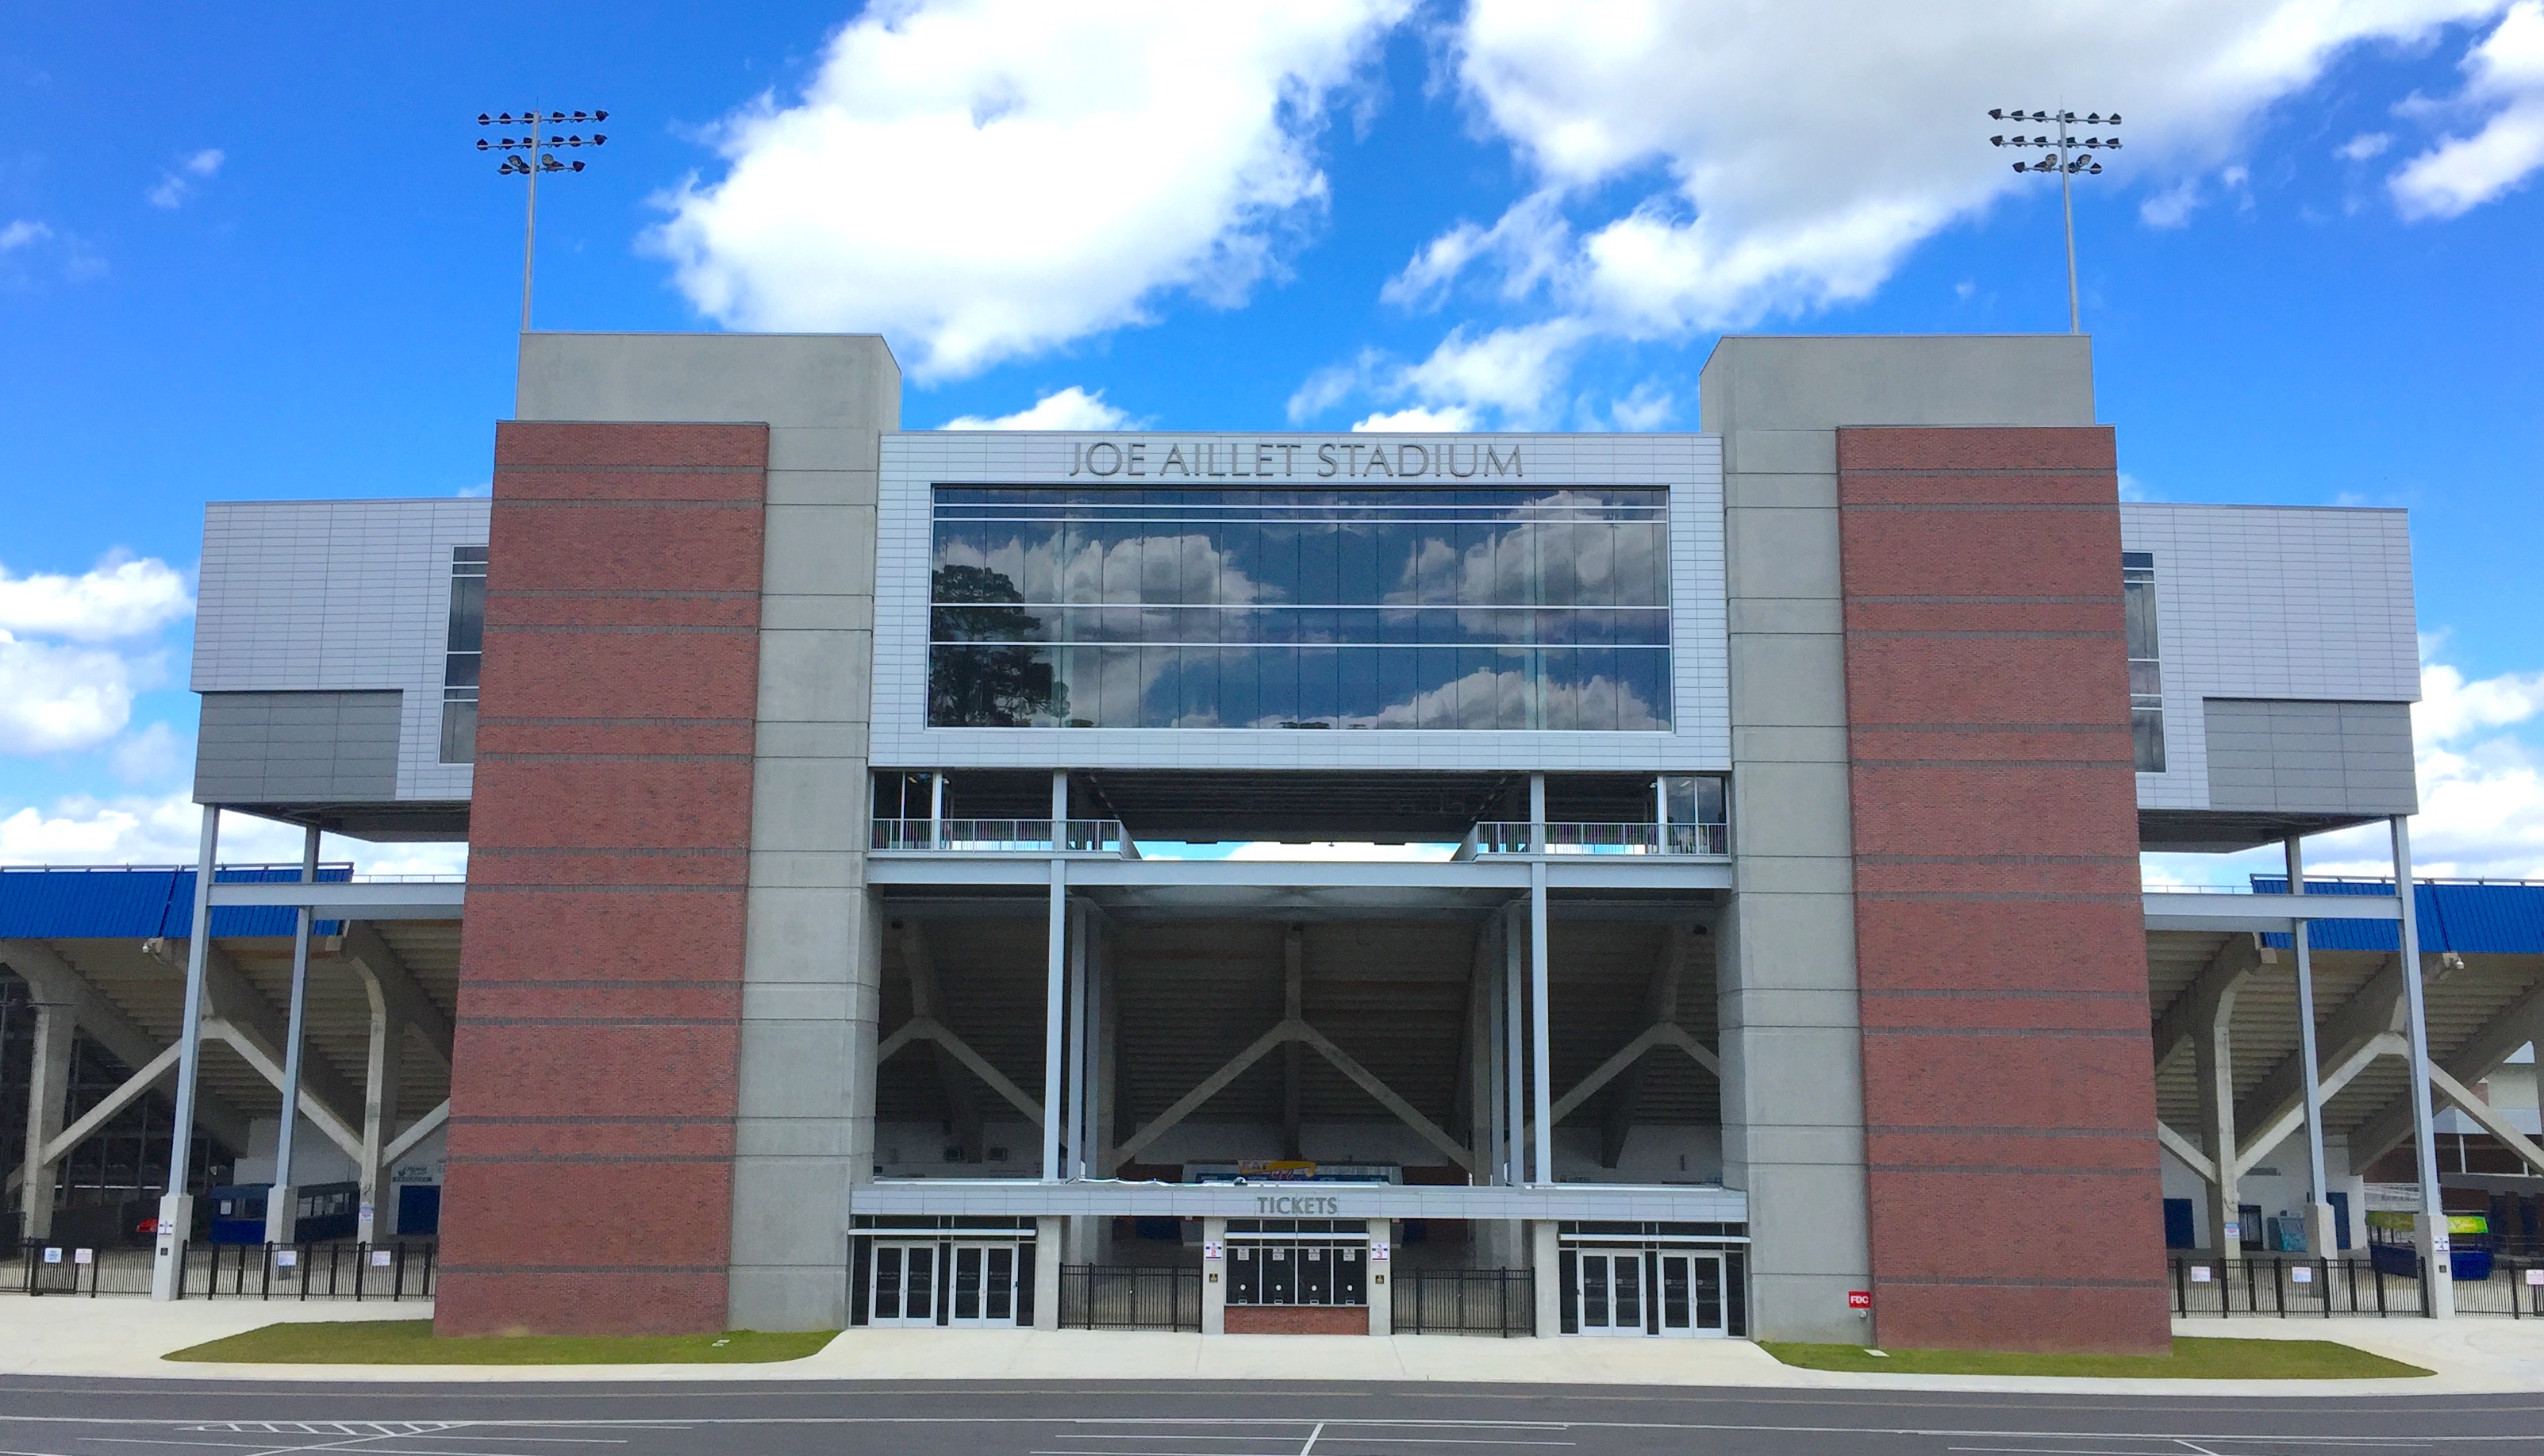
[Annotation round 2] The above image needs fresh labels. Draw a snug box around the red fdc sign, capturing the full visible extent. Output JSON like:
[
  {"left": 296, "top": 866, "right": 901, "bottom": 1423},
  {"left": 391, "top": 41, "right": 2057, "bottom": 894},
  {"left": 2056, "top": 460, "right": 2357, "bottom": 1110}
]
[{"left": 1847, "top": 1289, "right": 1873, "bottom": 1310}]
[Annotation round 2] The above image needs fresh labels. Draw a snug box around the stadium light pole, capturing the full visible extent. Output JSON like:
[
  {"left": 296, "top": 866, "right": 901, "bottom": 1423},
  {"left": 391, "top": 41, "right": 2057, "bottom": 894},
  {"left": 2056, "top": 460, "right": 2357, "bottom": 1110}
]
[
  {"left": 1989, "top": 107, "right": 2121, "bottom": 333},
  {"left": 477, "top": 109, "right": 609, "bottom": 332}
]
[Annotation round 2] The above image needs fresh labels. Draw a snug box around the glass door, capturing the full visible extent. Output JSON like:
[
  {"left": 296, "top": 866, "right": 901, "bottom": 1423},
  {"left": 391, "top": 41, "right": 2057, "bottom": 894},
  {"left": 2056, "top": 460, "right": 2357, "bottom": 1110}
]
[
  {"left": 1655, "top": 1252, "right": 1727, "bottom": 1338},
  {"left": 869, "top": 1242, "right": 940, "bottom": 1327},
  {"left": 1574, "top": 1250, "right": 1647, "bottom": 1335},
  {"left": 947, "top": 1242, "right": 1022, "bottom": 1327}
]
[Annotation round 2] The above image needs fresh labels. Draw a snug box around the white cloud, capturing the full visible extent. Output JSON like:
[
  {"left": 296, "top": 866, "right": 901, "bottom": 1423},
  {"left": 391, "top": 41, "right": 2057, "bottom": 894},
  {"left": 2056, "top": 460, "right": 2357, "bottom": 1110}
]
[
  {"left": 2392, "top": 2, "right": 2544, "bottom": 217},
  {"left": 146, "top": 148, "right": 225, "bottom": 209},
  {"left": 943, "top": 386, "right": 1134, "bottom": 430},
  {"left": 2140, "top": 175, "right": 2206, "bottom": 227},
  {"left": 0, "top": 219, "right": 49, "bottom": 251},
  {"left": 1352, "top": 405, "right": 1478, "bottom": 431},
  {"left": 0, "top": 787, "right": 468, "bottom": 876},
  {"left": 2413, "top": 658, "right": 2544, "bottom": 743},
  {"left": 1329, "top": 1, "right": 2512, "bottom": 423},
  {"left": 649, "top": 0, "right": 1411, "bottom": 378},
  {"left": 0, "top": 554, "right": 194, "bottom": 640},
  {"left": 0, "top": 631, "right": 139, "bottom": 753},
  {"left": 1609, "top": 382, "right": 1674, "bottom": 431},
  {"left": 110, "top": 721, "right": 188, "bottom": 786},
  {"left": 2338, "top": 130, "right": 2396, "bottom": 159}
]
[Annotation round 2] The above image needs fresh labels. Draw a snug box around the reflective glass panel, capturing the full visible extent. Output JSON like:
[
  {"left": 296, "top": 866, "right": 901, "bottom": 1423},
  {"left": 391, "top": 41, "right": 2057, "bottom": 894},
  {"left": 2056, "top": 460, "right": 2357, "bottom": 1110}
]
[{"left": 930, "top": 487, "right": 1670, "bottom": 728}]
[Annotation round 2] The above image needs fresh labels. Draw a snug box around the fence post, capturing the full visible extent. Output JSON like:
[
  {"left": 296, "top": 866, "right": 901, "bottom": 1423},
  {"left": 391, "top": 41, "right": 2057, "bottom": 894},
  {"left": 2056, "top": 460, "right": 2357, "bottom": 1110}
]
[
  {"left": 355, "top": 1243, "right": 367, "bottom": 1301},
  {"left": 260, "top": 1243, "right": 272, "bottom": 1300},
  {"left": 2273, "top": 1258, "right": 2285, "bottom": 1317}
]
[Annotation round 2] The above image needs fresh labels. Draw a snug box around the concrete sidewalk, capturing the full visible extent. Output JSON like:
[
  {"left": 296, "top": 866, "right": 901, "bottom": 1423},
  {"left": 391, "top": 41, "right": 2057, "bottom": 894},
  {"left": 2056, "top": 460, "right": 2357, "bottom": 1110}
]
[{"left": 3, "top": 1297, "right": 2540, "bottom": 1395}]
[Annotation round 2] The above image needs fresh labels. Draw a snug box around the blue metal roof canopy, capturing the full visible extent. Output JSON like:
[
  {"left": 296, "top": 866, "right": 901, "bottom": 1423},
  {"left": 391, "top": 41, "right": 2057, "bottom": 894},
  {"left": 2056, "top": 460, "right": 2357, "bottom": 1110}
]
[
  {"left": 0, "top": 864, "right": 354, "bottom": 940},
  {"left": 2251, "top": 877, "right": 2544, "bottom": 954}
]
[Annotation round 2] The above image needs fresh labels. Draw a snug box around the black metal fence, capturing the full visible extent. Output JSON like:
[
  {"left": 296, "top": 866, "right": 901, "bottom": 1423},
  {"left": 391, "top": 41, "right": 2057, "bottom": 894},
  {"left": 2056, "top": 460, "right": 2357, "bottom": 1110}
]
[
  {"left": 2169, "top": 1254, "right": 2544, "bottom": 1318},
  {"left": 12, "top": 1241, "right": 436, "bottom": 1300},
  {"left": 1059, "top": 1264, "right": 1201, "bottom": 1331},
  {"left": 1391, "top": 1267, "right": 1535, "bottom": 1336}
]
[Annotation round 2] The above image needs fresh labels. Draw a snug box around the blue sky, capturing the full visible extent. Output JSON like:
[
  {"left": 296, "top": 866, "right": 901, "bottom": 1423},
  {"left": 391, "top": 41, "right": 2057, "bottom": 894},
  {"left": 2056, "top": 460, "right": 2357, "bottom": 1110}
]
[{"left": 2, "top": 1, "right": 2540, "bottom": 878}]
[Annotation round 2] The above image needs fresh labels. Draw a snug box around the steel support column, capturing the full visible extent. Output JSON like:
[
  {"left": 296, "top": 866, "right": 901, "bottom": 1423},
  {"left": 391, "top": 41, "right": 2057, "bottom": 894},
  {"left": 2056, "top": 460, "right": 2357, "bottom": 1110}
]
[
  {"left": 152, "top": 806, "right": 219, "bottom": 1300},
  {"left": 266, "top": 826, "right": 319, "bottom": 1246},
  {"left": 1042, "top": 771, "right": 1069, "bottom": 1182},
  {"left": 2285, "top": 835, "right": 2338, "bottom": 1259},
  {"left": 2392, "top": 816, "right": 2454, "bottom": 1317}
]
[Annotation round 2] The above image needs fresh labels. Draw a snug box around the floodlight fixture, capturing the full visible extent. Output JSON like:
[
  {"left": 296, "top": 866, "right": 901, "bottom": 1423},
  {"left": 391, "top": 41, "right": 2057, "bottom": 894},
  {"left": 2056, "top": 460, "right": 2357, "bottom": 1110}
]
[
  {"left": 478, "top": 106, "right": 609, "bottom": 332},
  {"left": 1984, "top": 104, "right": 2120, "bottom": 332}
]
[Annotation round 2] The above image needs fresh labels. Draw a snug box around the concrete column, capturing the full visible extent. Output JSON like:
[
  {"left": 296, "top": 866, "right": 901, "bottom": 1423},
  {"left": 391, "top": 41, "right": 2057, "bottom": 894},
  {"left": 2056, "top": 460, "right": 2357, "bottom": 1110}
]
[
  {"left": 153, "top": 805, "right": 220, "bottom": 1301},
  {"left": 18, "top": 1002, "right": 74, "bottom": 1242},
  {"left": 1530, "top": 1220, "right": 1560, "bottom": 1337},
  {"left": 355, "top": 1002, "right": 404, "bottom": 1245},
  {"left": 1034, "top": 1215, "right": 1063, "bottom": 1330},
  {"left": 2193, "top": 983, "right": 2242, "bottom": 1264},
  {"left": 267, "top": 826, "right": 319, "bottom": 1247},
  {"left": 1366, "top": 1219, "right": 1393, "bottom": 1336},
  {"left": 1502, "top": 903, "right": 1524, "bottom": 1190},
  {"left": 1202, "top": 1216, "right": 1228, "bottom": 1334},
  {"left": 2392, "top": 816, "right": 2454, "bottom": 1317}
]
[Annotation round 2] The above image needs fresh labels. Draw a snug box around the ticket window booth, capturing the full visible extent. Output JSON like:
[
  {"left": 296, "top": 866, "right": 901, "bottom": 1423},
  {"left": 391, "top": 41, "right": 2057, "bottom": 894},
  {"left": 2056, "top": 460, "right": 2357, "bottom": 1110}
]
[
  {"left": 850, "top": 1216, "right": 1037, "bottom": 1328},
  {"left": 1226, "top": 1220, "right": 1368, "bottom": 1309},
  {"left": 1558, "top": 1222, "right": 1748, "bottom": 1338}
]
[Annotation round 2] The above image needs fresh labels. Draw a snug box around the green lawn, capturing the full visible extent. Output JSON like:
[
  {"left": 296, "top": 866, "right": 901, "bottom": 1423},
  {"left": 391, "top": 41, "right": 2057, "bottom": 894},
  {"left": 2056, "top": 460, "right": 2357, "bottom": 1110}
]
[
  {"left": 1762, "top": 1335, "right": 2430, "bottom": 1380},
  {"left": 166, "top": 1320, "right": 839, "bottom": 1365}
]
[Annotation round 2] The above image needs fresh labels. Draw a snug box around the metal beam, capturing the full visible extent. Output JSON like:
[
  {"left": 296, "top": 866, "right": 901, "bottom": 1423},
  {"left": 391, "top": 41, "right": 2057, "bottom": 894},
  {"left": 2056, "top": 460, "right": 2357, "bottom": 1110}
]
[
  {"left": 2142, "top": 890, "right": 2400, "bottom": 932},
  {"left": 206, "top": 879, "right": 463, "bottom": 919}
]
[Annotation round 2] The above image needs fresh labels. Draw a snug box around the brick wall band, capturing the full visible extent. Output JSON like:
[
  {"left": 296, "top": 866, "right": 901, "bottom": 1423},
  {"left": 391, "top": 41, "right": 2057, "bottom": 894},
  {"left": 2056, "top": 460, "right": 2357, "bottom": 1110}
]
[
  {"left": 436, "top": 421, "right": 770, "bottom": 1336},
  {"left": 1837, "top": 425, "right": 2171, "bottom": 1354}
]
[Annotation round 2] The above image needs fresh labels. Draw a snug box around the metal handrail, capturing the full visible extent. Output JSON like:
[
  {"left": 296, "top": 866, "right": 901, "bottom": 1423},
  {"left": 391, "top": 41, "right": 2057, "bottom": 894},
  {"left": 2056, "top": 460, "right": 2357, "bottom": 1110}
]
[
  {"left": 871, "top": 818, "right": 1136, "bottom": 858},
  {"left": 1463, "top": 821, "right": 1729, "bottom": 858}
]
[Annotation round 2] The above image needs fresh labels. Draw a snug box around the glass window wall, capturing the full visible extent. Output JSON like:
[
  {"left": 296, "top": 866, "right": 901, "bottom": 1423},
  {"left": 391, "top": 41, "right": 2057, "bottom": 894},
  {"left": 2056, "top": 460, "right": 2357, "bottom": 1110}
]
[{"left": 930, "top": 487, "right": 1672, "bottom": 730}]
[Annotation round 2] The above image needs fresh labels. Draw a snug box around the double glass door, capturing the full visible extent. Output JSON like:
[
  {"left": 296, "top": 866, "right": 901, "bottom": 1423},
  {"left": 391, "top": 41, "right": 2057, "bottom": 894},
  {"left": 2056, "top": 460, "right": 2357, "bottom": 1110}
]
[
  {"left": 1574, "top": 1249, "right": 1727, "bottom": 1337},
  {"left": 869, "top": 1240, "right": 1022, "bottom": 1327}
]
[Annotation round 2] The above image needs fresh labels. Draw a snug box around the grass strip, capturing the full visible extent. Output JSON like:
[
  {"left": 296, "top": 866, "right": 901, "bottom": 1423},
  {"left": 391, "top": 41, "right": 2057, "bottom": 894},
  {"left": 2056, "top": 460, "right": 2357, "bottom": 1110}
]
[
  {"left": 166, "top": 1320, "right": 837, "bottom": 1365},
  {"left": 1762, "top": 1335, "right": 2430, "bottom": 1380}
]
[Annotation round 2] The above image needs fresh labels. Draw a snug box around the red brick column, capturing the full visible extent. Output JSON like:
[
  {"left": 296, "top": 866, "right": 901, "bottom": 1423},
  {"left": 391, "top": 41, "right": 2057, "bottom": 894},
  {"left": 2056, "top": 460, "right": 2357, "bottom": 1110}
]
[
  {"left": 1837, "top": 426, "right": 2169, "bottom": 1354},
  {"left": 436, "top": 421, "right": 768, "bottom": 1336}
]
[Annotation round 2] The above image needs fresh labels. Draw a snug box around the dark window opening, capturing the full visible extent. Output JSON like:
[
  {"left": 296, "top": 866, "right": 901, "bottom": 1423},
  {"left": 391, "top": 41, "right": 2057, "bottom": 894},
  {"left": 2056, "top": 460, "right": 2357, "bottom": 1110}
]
[
  {"left": 2123, "top": 551, "right": 2165, "bottom": 773},
  {"left": 440, "top": 546, "right": 486, "bottom": 763}
]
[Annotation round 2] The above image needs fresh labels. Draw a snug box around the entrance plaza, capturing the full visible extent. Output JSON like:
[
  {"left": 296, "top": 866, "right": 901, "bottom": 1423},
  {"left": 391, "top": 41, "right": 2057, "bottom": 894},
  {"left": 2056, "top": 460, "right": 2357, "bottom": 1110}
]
[{"left": 10, "top": 331, "right": 2534, "bottom": 1354}]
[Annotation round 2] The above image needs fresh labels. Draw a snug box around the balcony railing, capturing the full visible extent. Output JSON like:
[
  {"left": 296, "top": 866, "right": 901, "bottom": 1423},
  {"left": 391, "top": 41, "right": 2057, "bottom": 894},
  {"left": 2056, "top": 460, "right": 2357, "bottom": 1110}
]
[
  {"left": 1459, "top": 821, "right": 1729, "bottom": 858},
  {"left": 871, "top": 818, "right": 1137, "bottom": 857}
]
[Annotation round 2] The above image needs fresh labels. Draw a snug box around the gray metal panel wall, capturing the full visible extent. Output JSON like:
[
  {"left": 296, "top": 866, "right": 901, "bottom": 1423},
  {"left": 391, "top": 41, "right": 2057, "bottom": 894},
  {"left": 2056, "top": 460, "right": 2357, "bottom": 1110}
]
[
  {"left": 2203, "top": 698, "right": 2418, "bottom": 815},
  {"left": 515, "top": 330, "right": 901, "bottom": 1332},
  {"left": 195, "top": 690, "right": 402, "bottom": 801}
]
